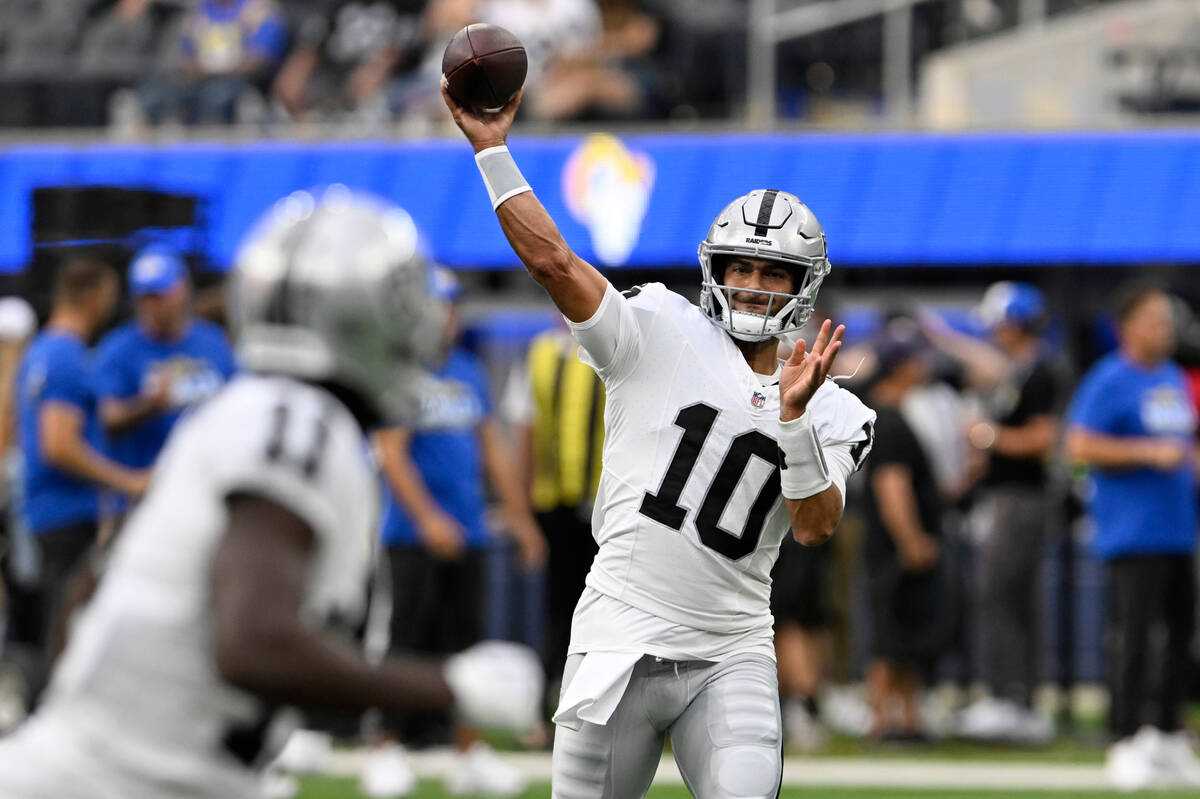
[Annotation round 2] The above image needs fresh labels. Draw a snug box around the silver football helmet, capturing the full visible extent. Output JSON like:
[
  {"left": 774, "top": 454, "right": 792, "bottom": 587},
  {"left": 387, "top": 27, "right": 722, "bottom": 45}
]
[
  {"left": 230, "top": 186, "right": 444, "bottom": 425},
  {"left": 698, "top": 189, "right": 830, "bottom": 342}
]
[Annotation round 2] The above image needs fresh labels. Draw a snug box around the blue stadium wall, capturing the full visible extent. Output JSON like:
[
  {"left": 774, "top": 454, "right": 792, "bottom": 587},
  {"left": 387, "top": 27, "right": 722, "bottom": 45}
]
[{"left": 2, "top": 129, "right": 1199, "bottom": 272}]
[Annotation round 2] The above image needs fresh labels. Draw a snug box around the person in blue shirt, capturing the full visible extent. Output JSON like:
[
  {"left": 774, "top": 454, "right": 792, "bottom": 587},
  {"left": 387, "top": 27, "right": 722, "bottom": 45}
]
[
  {"left": 140, "top": 0, "right": 288, "bottom": 125},
  {"left": 95, "top": 246, "right": 237, "bottom": 474},
  {"left": 365, "top": 269, "right": 546, "bottom": 797},
  {"left": 14, "top": 256, "right": 148, "bottom": 700},
  {"left": 1067, "top": 282, "right": 1200, "bottom": 790}
]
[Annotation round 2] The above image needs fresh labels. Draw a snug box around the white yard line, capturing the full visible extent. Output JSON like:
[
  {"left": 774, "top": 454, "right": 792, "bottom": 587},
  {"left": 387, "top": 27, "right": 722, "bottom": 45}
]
[{"left": 327, "top": 749, "right": 1112, "bottom": 791}]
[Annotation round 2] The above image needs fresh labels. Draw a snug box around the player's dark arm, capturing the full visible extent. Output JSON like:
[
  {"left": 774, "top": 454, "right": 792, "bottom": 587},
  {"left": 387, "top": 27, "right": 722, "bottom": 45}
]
[
  {"left": 40, "top": 402, "right": 148, "bottom": 496},
  {"left": 210, "top": 492, "right": 455, "bottom": 712},
  {"left": 492, "top": 191, "right": 608, "bottom": 322},
  {"left": 442, "top": 86, "right": 607, "bottom": 322},
  {"left": 784, "top": 487, "right": 842, "bottom": 547}
]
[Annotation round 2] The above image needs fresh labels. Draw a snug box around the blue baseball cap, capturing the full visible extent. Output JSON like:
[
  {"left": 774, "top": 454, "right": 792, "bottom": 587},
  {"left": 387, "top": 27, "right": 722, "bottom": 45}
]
[
  {"left": 128, "top": 246, "right": 187, "bottom": 295},
  {"left": 974, "top": 281, "right": 1045, "bottom": 331}
]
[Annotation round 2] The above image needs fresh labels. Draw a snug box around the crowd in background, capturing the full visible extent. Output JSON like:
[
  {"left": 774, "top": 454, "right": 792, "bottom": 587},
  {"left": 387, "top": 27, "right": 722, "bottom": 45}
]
[
  {"left": 0, "top": 238, "right": 1197, "bottom": 794},
  {"left": 0, "top": 0, "right": 1136, "bottom": 129}
]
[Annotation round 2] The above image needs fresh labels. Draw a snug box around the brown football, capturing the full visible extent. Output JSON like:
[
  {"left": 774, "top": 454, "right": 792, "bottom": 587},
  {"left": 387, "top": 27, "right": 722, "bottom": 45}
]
[{"left": 442, "top": 24, "right": 528, "bottom": 113}]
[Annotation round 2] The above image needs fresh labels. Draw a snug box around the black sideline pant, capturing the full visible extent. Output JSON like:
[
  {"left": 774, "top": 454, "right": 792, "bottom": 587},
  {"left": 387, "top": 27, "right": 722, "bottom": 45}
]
[{"left": 1105, "top": 554, "right": 1195, "bottom": 740}]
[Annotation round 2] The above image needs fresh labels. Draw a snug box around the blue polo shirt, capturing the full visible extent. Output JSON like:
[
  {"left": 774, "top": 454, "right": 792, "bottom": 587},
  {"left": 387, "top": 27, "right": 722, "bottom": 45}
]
[
  {"left": 16, "top": 330, "right": 102, "bottom": 534},
  {"left": 94, "top": 320, "right": 237, "bottom": 470},
  {"left": 1069, "top": 352, "right": 1198, "bottom": 560},
  {"left": 380, "top": 348, "right": 492, "bottom": 549}
]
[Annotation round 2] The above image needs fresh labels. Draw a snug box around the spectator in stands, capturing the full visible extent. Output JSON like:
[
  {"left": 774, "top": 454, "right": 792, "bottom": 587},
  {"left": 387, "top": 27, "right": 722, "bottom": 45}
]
[
  {"left": 12, "top": 257, "right": 147, "bottom": 704},
  {"left": 957, "top": 282, "right": 1059, "bottom": 745},
  {"left": 403, "top": 0, "right": 658, "bottom": 122},
  {"left": 78, "top": 0, "right": 159, "bottom": 80},
  {"left": 139, "top": 0, "right": 287, "bottom": 125},
  {"left": 503, "top": 326, "right": 603, "bottom": 718},
  {"left": 526, "top": 0, "right": 663, "bottom": 121},
  {"left": 272, "top": 0, "right": 427, "bottom": 121},
  {"left": 364, "top": 269, "right": 546, "bottom": 798},
  {"left": 861, "top": 321, "right": 950, "bottom": 742},
  {"left": 94, "top": 246, "right": 236, "bottom": 478},
  {"left": 1067, "top": 281, "right": 1200, "bottom": 791}
]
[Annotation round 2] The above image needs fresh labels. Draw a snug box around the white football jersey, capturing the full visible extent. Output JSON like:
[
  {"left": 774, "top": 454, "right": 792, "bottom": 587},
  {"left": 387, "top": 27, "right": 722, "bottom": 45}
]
[
  {"left": 0, "top": 375, "right": 377, "bottom": 799},
  {"left": 566, "top": 283, "right": 874, "bottom": 660}
]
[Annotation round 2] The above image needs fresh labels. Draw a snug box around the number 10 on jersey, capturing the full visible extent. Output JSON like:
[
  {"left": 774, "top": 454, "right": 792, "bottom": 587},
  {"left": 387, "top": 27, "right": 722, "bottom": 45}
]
[{"left": 639, "top": 403, "right": 781, "bottom": 561}]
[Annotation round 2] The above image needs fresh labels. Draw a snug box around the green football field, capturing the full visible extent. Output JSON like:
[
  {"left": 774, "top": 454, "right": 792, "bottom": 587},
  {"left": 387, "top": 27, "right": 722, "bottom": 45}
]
[{"left": 296, "top": 777, "right": 1195, "bottom": 798}]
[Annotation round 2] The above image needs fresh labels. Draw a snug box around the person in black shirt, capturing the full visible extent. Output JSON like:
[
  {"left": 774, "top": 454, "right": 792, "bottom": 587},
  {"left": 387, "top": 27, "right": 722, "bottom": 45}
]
[
  {"left": 862, "top": 322, "right": 948, "bottom": 741},
  {"left": 959, "top": 282, "right": 1059, "bottom": 745},
  {"left": 273, "top": 0, "right": 427, "bottom": 119}
]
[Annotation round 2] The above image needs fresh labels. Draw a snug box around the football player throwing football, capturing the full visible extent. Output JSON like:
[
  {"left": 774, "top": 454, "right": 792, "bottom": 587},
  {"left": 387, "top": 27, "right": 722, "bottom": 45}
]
[{"left": 444, "top": 89, "right": 875, "bottom": 799}]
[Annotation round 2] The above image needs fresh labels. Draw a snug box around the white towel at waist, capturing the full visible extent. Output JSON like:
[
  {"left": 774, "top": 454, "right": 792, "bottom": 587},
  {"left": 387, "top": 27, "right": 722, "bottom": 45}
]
[{"left": 551, "top": 651, "right": 642, "bottom": 731}]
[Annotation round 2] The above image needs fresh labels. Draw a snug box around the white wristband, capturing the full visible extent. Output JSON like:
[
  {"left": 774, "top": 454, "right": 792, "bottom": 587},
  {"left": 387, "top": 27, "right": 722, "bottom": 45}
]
[
  {"left": 778, "top": 413, "right": 832, "bottom": 500},
  {"left": 475, "top": 145, "right": 532, "bottom": 210}
]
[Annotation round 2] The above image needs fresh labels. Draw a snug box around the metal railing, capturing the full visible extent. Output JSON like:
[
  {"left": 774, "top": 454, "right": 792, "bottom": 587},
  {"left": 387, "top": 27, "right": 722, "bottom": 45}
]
[{"left": 746, "top": 0, "right": 1050, "bottom": 127}]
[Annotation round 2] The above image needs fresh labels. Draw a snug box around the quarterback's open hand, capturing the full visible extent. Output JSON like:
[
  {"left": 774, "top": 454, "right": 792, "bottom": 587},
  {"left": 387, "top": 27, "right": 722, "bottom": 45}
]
[
  {"left": 441, "top": 83, "right": 523, "bottom": 154},
  {"left": 780, "top": 319, "right": 844, "bottom": 422}
]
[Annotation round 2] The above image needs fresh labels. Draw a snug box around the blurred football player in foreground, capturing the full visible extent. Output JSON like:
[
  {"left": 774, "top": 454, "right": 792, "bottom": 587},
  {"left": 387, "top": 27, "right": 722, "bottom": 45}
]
[
  {"left": 0, "top": 187, "right": 543, "bottom": 799},
  {"left": 444, "top": 86, "right": 875, "bottom": 799}
]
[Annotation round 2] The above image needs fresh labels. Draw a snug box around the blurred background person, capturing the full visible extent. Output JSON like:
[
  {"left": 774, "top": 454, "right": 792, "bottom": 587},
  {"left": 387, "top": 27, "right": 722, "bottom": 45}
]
[
  {"left": 272, "top": 0, "right": 428, "bottom": 122},
  {"left": 398, "top": 0, "right": 660, "bottom": 123},
  {"left": 521, "top": 0, "right": 664, "bottom": 122},
  {"left": 1067, "top": 281, "right": 1200, "bottom": 791},
  {"left": 771, "top": 534, "right": 834, "bottom": 752},
  {"left": 139, "top": 0, "right": 288, "bottom": 125},
  {"left": 503, "top": 325, "right": 603, "bottom": 722},
  {"left": 366, "top": 269, "right": 546, "bottom": 798},
  {"left": 94, "top": 246, "right": 236, "bottom": 482},
  {"left": 11, "top": 257, "right": 147, "bottom": 711},
  {"left": 861, "top": 321, "right": 952, "bottom": 742},
  {"left": 957, "top": 282, "right": 1059, "bottom": 745}
]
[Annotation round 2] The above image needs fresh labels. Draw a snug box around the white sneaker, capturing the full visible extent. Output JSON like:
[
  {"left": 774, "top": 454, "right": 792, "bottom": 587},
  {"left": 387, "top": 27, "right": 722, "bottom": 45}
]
[
  {"left": 783, "top": 699, "right": 828, "bottom": 752},
  {"left": 1143, "top": 728, "right": 1200, "bottom": 788},
  {"left": 445, "top": 742, "right": 528, "bottom": 797},
  {"left": 821, "top": 687, "right": 872, "bottom": 737},
  {"left": 260, "top": 767, "right": 300, "bottom": 799},
  {"left": 274, "top": 728, "right": 333, "bottom": 774},
  {"left": 1107, "top": 735, "right": 1156, "bottom": 791},
  {"left": 360, "top": 743, "right": 417, "bottom": 798},
  {"left": 958, "top": 697, "right": 1025, "bottom": 742},
  {"left": 1015, "top": 708, "right": 1055, "bottom": 747}
]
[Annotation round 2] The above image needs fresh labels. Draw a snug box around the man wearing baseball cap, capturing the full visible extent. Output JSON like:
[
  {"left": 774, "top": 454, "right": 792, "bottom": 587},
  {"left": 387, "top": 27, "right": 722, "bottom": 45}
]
[
  {"left": 94, "top": 246, "right": 236, "bottom": 476},
  {"left": 958, "top": 282, "right": 1060, "bottom": 746}
]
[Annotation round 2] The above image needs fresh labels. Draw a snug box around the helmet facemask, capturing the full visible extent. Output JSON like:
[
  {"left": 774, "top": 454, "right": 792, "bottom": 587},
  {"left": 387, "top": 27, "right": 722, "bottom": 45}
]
[{"left": 699, "top": 253, "right": 829, "bottom": 342}]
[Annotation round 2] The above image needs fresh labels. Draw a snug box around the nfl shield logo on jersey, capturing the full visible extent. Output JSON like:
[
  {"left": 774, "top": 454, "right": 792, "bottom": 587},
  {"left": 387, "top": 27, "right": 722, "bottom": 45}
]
[{"left": 751, "top": 392, "right": 766, "bottom": 408}]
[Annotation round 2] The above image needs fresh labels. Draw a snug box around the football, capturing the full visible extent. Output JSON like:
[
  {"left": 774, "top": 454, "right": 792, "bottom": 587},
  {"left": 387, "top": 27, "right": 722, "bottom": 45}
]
[{"left": 441, "top": 23, "right": 528, "bottom": 113}]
